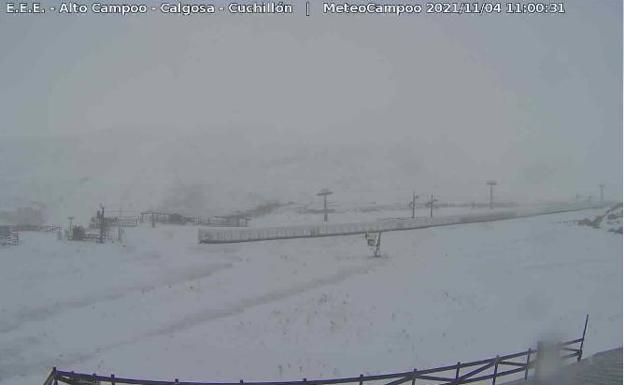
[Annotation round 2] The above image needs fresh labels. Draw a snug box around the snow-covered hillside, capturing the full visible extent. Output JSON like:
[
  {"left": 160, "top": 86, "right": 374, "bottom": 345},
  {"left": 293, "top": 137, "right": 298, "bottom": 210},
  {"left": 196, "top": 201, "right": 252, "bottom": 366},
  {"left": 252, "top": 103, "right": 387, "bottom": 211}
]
[
  {"left": 0, "top": 129, "right": 611, "bottom": 227},
  {"left": 0, "top": 208, "right": 620, "bottom": 385}
]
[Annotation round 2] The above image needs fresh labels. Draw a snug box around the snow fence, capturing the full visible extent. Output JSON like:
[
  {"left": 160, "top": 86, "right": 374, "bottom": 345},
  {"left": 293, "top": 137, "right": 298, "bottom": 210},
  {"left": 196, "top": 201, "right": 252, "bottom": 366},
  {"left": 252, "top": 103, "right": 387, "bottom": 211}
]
[{"left": 198, "top": 203, "right": 606, "bottom": 244}]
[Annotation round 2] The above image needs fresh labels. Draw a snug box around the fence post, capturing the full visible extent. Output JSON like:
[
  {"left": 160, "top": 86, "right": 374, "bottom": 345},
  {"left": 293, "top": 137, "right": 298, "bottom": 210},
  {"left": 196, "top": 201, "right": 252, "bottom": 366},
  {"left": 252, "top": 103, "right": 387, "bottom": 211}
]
[
  {"left": 578, "top": 314, "right": 589, "bottom": 362},
  {"left": 52, "top": 367, "right": 58, "bottom": 385},
  {"left": 359, "top": 374, "right": 364, "bottom": 385},
  {"left": 111, "top": 374, "right": 116, "bottom": 385},
  {"left": 491, "top": 356, "right": 499, "bottom": 385},
  {"left": 524, "top": 348, "right": 532, "bottom": 380},
  {"left": 411, "top": 368, "right": 417, "bottom": 385},
  {"left": 454, "top": 362, "right": 461, "bottom": 384}
]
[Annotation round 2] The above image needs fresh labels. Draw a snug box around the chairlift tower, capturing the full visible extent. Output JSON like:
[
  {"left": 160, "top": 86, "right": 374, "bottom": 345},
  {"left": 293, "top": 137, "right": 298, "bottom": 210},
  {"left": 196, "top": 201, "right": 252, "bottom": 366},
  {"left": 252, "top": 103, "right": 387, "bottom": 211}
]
[
  {"left": 427, "top": 194, "right": 438, "bottom": 218},
  {"left": 317, "top": 188, "right": 333, "bottom": 222},
  {"left": 486, "top": 180, "right": 497, "bottom": 209},
  {"left": 409, "top": 192, "right": 419, "bottom": 218}
]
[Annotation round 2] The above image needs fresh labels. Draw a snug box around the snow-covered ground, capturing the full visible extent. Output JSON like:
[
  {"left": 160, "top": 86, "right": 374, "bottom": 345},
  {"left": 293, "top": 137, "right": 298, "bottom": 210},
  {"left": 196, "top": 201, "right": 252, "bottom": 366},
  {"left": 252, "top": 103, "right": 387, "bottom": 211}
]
[{"left": 0, "top": 208, "right": 621, "bottom": 385}]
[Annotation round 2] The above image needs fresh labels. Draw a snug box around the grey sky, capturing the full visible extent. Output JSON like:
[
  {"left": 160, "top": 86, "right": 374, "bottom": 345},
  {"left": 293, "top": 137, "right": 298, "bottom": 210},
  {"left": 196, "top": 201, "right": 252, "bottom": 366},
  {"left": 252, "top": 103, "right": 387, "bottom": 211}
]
[{"left": 0, "top": 1, "right": 621, "bottom": 220}]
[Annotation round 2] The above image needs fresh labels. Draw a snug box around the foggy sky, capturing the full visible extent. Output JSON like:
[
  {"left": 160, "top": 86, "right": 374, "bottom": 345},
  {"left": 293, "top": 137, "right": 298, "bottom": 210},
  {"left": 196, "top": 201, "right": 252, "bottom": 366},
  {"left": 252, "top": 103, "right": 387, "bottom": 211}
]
[{"left": 0, "top": 0, "right": 621, "bottom": 221}]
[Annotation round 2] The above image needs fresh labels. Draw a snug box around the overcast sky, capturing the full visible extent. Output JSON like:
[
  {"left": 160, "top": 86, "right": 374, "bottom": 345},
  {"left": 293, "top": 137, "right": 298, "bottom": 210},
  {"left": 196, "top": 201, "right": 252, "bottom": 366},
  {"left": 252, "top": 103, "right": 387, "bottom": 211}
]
[{"left": 0, "top": 1, "right": 621, "bottom": 220}]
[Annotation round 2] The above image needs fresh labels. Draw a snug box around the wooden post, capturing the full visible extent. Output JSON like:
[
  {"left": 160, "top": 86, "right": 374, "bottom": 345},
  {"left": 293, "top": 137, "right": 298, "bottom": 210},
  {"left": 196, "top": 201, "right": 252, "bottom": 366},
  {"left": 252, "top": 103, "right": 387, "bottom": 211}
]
[
  {"left": 52, "top": 367, "right": 58, "bottom": 385},
  {"left": 411, "top": 368, "right": 417, "bottom": 385},
  {"left": 578, "top": 314, "right": 589, "bottom": 361},
  {"left": 359, "top": 374, "right": 364, "bottom": 385},
  {"left": 491, "top": 356, "right": 499, "bottom": 385},
  {"left": 111, "top": 374, "right": 116, "bottom": 385},
  {"left": 524, "top": 348, "right": 532, "bottom": 380},
  {"left": 455, "top": 362, "right": 461, "bottom": 383}
]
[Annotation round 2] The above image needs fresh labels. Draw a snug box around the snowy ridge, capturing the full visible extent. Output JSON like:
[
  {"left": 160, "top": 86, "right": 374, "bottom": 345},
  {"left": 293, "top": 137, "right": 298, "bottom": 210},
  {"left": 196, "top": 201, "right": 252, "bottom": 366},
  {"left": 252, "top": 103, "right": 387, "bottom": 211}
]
[{"left": 199, "top": 203, "right": 606, "bottom": 244}]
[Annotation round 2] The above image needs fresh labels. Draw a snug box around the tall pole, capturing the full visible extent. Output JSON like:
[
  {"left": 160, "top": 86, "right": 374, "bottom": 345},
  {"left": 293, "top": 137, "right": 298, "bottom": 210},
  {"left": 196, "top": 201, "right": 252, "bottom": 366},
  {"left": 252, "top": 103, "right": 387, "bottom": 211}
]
[
  {"left": 428, "top": 194, "right": 437, "bottom": 218},
  {"left": 430, "top": 194, "right": 433, "bottom": 218},
  {"left": 317, "top": 189, "right": 333, "bottom": 223},
  {"left": 323, "top": 195, "right": 328, "bottom": 222},
  {"left": 599, "top": 184, "right": 605, "bottom": 203},
  {"left": 411, "top": 192, "right": 418, "bottom": 219}
]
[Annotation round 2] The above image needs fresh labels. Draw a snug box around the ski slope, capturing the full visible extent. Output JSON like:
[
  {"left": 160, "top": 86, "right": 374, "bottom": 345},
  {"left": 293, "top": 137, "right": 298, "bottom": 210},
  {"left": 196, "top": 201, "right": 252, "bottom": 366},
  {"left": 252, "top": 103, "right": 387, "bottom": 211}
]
[{"left": 0, "top": 208, "right": 621, "bottom": 385}]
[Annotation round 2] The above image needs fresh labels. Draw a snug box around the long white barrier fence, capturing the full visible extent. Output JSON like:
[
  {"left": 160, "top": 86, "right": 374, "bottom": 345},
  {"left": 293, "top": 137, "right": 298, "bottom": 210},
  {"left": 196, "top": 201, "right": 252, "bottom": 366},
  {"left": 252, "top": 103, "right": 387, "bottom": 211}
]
[{"left": 199, "top": 203, "right": 605, "bottom": 244}]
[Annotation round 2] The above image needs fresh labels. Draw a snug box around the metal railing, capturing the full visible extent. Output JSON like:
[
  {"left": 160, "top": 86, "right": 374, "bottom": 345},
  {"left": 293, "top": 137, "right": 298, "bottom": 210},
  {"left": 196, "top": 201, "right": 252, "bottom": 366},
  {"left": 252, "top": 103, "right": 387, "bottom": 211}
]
[
  {"left": 42, "top": 316, "right": 589, "bottom": 385},
  {"left": 199, "top": 203, "right": 605, "bottom": 244},
  {"left": 11, "top": 224, "right": 61, "bottom": 232}
]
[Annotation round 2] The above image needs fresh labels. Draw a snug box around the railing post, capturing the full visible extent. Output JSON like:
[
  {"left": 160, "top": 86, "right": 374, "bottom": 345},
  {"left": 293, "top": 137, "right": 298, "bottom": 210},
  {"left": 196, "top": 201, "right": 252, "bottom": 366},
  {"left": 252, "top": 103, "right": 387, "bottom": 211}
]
[
  {"left": 454, "top": 362, "right": 461, "bottom": 384},
  {"left": 111, "top": 374, "right": 116, "bottom": 385},
  {"left": 524, "top": 348, "right": 532, "bottom": 380},
  {"left": 411, "top": 368, "right": 416, "bottom": 385},
  {"left": 359, "top": 374, "right": 364, "bottom": 385},
  {"left": 578, "top": 314, "right": 589, "bottom": 362},
  {"left": 491, "top": 356, "right": 499, "bottom": 385},
  {"left": 52, "top": 367, "right": 58, "bottom": 385}
]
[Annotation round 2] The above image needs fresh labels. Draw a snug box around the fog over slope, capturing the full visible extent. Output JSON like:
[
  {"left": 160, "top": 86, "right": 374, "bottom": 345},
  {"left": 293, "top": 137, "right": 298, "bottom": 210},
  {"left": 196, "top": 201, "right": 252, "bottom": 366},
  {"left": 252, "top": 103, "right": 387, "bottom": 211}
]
[{"left": 0, "top": 1, "right": 621, "bottom": 223}]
